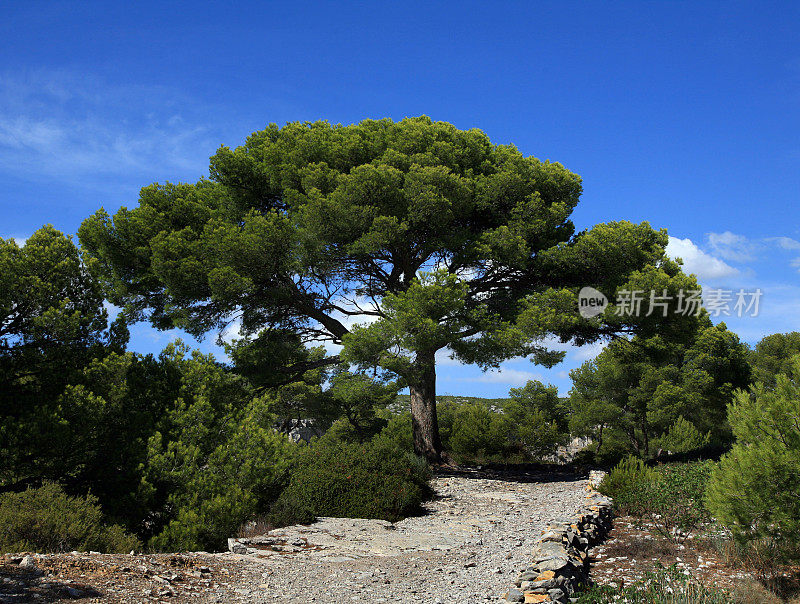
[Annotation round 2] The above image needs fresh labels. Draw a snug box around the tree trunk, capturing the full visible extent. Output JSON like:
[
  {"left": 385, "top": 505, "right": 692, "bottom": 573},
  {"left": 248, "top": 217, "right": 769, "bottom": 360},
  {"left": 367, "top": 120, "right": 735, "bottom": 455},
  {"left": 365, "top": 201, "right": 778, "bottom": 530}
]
[
  {"left": 408, "top": 350, "right": 443, "bottom": 464},
  {"left": 595, "top": 425, "right": 604, "bottom": 456}
]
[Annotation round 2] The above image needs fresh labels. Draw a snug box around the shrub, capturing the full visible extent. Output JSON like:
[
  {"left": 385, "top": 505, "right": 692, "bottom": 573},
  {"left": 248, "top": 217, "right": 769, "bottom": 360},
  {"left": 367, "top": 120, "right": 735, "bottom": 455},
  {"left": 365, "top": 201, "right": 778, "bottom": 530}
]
[
  {"left": 505, "top": 382, "right": 568, "bottom": 459},
  {"left": 706, "top": 359, "right": 800, "bottom": 563},
  {"left": 646, "top": 461, "right": 713, "bottom": 542},
  {"left": 600, "top": 458, "right": 713, "bottom": 542},
  {"left": 144, "top": 393, "right": 296, "bottom": 552},
  {"left": 269, "top": 432, "right": 432, "bottom": 527},
  {"left": 377, "top": 412, "right": 414, "bottom": 452},
  {"left": 598, "top": 456, "right": 658, "bottom": 516},
  {"left": 0, "top": 482, "right": 140, "bottom": 554},
  {"left": 575, "top": 564, "right": 730, "bottom": 603},
  {"left": 449, "top": 402, "right": 514, "bottom": 461}
]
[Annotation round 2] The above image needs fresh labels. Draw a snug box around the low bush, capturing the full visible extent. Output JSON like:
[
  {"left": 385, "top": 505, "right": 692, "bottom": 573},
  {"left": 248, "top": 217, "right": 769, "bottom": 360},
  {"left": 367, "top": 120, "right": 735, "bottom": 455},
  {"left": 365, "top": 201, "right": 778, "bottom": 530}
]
[
  {"left": 269, "top": 431, "right": 433, "bottom": 527},
  {"left": 598, "top": 456, "right": 658, "bottom": 516},
  {"left": 647, "top": 461, "right": 713, "bottom": 542},
  {"left": 575, "top": 564, "right": 730, "bottom": 603},
  {"left": 144, "top": 393, "right": 297, "bottom": 552},
  {"left": 448, "top": 402, "right": 515, "bottom": 461},
  {"left": 600, "top": 458, "right": 713, "bottom": 542},
  {"left": 0, "top": 482, "right": 140, "bottom": 554}
]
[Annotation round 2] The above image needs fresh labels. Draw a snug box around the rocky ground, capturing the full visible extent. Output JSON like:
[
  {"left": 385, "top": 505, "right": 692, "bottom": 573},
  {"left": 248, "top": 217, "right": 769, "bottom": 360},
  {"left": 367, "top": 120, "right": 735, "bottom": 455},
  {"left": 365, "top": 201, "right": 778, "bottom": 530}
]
[
  {"left": 590, "top": 516, "right": 752, "bottom": 591},
  {"left": 1, "top": 469, "right": 590, "bottom": 603},
  {"left": 588, "top": 516, "right": 800, "bottom": 602}
]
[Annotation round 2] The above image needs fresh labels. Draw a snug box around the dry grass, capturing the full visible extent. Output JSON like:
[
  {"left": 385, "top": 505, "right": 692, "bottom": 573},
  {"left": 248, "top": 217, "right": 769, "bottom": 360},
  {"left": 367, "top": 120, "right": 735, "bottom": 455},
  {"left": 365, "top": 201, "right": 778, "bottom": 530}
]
[
  {"left": 592, "top": 517, "right": 800, "bottom": 602},
  {"left": 236, "top": 516, "right": 274, "bottom": 539},
  {"left": 697, "top": 534, "right": 800, "bottom": 602}
]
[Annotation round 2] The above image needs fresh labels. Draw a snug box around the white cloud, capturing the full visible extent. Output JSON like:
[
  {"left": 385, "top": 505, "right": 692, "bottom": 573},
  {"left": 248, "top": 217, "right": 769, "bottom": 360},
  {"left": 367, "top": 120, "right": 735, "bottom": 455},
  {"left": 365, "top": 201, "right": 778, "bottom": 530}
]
[
  {"left": 792, "top": 258, "right": 800, "bottom": 273},
  {"left": 435, "top": 347, "right": 463, "bottom": 366},
  {"left": 706, "top": 231, "right": 759, "bottom": 262},
  {"left": 103, "top": 301, "right": 122, "bottom": 321},
  {"left": 467, "top": 364, "right": 543, "bottom": 387},
  {"left": 570, "top": 340, "right": 607, "bottom": 362},
  {"left": 220, "top": 317, "right": 243, "bottom": 345},
  {"left": 666, "top": 236, "right": 739, "bottom": 281}
]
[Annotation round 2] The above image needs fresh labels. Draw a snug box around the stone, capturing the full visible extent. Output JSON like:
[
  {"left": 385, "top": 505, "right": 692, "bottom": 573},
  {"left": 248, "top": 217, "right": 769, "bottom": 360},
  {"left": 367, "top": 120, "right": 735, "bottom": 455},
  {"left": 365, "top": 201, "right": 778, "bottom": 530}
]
[
  {"left": 505, "top": 588, "right": 525, "bottom": 602},
  {"left": 536, "top": 557, "right": 571, "bottom": 573},
  {"left": 19, "top": 556, "right": 42, "bottom": 575},
  {"left": 516, "top": 570, "right": 539, "bottom": 584},
  {"left": 534, "top": 540, "right": 569, "bottom": 557}
]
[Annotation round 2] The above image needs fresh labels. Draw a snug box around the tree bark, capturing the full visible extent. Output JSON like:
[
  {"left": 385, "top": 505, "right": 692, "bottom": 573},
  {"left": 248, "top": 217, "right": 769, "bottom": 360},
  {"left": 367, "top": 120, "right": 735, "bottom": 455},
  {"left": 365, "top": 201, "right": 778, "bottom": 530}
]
[{"left": 408, "top": 350, "right": 443, "bottom": 464}]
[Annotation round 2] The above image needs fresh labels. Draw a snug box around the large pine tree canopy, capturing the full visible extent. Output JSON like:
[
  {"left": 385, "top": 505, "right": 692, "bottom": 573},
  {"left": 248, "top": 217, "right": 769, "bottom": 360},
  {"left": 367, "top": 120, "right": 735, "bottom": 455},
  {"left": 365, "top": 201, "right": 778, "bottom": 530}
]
[{"left": 78, "top": 116, "right": 690, "bottom": 460}]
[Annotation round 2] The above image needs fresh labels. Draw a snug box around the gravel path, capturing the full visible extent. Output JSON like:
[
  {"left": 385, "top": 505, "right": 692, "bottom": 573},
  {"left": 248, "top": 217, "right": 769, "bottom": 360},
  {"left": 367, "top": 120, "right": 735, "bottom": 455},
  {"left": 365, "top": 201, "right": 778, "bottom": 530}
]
[
  {"left": 0, "top": 470, "right": 589, "bottom": 603},
  {"left": 226, "top": 470, "right": 588, "bottom": 603}
]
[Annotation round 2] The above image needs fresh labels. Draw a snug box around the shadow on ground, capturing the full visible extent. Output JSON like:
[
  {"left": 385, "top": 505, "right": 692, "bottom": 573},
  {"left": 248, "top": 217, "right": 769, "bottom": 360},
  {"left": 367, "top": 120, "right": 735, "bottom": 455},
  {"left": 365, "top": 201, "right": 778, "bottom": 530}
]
[{"left": 1, "top": 562, "right": 101, "bottom": 602}]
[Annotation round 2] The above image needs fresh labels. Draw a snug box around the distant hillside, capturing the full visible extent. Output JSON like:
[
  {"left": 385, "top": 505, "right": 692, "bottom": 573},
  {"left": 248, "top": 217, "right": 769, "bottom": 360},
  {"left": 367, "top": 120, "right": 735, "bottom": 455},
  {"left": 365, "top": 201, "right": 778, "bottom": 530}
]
[
  {"left": 392, "top": 394, "right": 569, "bottom": 411},
  {"left": 393, "top": 394, "right": 510, "bottom": 409}
]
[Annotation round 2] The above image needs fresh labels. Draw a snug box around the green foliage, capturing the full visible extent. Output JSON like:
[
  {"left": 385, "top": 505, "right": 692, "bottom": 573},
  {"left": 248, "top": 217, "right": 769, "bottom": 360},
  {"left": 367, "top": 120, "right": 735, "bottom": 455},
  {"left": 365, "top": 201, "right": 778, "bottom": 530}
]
[
  {"left": 0, "top": 483, "right": 139, "bottom": 554},
  {"left": 505, "top": 381, "right": 568, "bottom": 459},
  {"left": 326, "top": 369, "right": 396, "bottom": 441},
  {"left": 79, "top": 116, "right": 681, "bottom": 460},
  {"left": 568, "top": 322, "right": 750, "bottom": 460},
  {"left": 142, "top": 344, "right": 296, "bottom": 552},
  {"left": 706, "top": 357, "right": 800, "bottom": 562},
  {"left": 575, "top": 564, "right": 731, "bottom": 603},
  {"left": 270, "top": 431, "right": 432, "bottom": 526},
  {"left": 646, "top": 462, "right": 713, "bottom": 542},
  {"left": 389, "top": 386, "right": 567, "bottom": 463},
  {"left": 749, "top": 332, "right": 800, "bottom": 388},
  {"left": 599, "top": 456, "right": 659, "bottom": 515},
  {"left": 656, "top": 416, "right": 711, "bottom": 454},
  {"left": 0, "top": 226, "right": 125, "bottom": 488},
  {"left": 448, "top": 402, "right": 515, "bottom": 460},
  {"left": 601, "top": 458, "right": 713, "bottom": 542},
  {"left": 374, "top": 411, "right": 415, "bottom": 452}
]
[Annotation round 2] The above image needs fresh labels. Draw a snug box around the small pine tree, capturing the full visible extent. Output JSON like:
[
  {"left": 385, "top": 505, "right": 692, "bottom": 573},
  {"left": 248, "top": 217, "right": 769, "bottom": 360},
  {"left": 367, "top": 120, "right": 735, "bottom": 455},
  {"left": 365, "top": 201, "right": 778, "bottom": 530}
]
[
  {"left": 706, "top": 356, "right": 800, "bottom": 561},
  {"left": 658, "top": 416, "right": 711, "bottom": 453}
]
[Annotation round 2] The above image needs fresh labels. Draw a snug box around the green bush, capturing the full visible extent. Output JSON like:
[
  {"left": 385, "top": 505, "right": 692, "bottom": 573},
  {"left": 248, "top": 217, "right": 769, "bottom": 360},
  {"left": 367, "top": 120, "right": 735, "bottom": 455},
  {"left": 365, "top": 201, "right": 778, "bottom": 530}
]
[
  {"left": 269, "top": 432, "right": 432, "bottom": 526},
  {"left": 600, "top": 458, "right": 713, "bottom": 542},
  {"left": 449, "top": 402, "right": 515, "bottom": 461},
  {"left": 376, "top": 411, "right": 415, "bottom": 452},
  {"left": 647, "top": 461, "right": 713, "bottom": 542},
  {"left": 505, "top": 381, "right": 568, "bottom": 459},
  {"left": 575, "top": 564, "right": 730, "bottom": 603},
  {"left": 145, "top": 398, "right": 296, "bottom": 552},
  {"left": 380, "top": 388, "right": 566, "bottom": 464},
  {"left": 599, "top": 456, "right": 658, "bottom": 516},
  {"left": 0, "top": 483, "right": 140, "bottom": 554},
  {"left": 706, "top": 359, "right": 800, "bottom": 562}
]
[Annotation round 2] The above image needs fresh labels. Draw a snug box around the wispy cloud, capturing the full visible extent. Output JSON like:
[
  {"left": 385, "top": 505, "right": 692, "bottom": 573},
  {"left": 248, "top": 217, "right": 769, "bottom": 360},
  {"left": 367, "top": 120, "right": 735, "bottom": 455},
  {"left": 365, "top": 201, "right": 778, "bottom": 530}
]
[
  {"left": 0, "top": 69, "right": 222, "bottom": 186},
  {"left": 570, "top": 340, "right": 607, "bottom": 362},
  {"left": 704, "top": 232, "right": 800, "bottom": 272},
  {"left": 467, "top": 364, "right": 543, "bottom": 387},
  {"left": 707, "top": 231, "right": 759, "bottom": 262},
  {"left": 770, "top": 236, "right": 800, "bottom": 252}
]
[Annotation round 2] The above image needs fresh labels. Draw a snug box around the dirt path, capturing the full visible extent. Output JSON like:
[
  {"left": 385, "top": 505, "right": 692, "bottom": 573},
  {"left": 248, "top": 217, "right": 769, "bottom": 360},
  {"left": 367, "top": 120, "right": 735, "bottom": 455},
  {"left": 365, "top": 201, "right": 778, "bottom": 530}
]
[{"left": 1, "top": 470, "right": 589, "bottom": 604}]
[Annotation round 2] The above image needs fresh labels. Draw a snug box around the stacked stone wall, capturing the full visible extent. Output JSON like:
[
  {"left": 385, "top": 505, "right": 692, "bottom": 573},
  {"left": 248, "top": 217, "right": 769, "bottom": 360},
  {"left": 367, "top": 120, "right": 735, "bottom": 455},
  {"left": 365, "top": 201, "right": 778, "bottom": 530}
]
[{"left": 503, "top": 471, "right": 612, "bottom": 603}]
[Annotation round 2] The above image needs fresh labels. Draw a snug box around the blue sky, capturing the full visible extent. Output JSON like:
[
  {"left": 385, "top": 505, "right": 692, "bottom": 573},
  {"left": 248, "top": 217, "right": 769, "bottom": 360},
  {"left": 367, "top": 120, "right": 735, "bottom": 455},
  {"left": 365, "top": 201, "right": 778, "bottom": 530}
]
[{"left": 2, "top": 1, "right": 798, "bottom": 395}]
